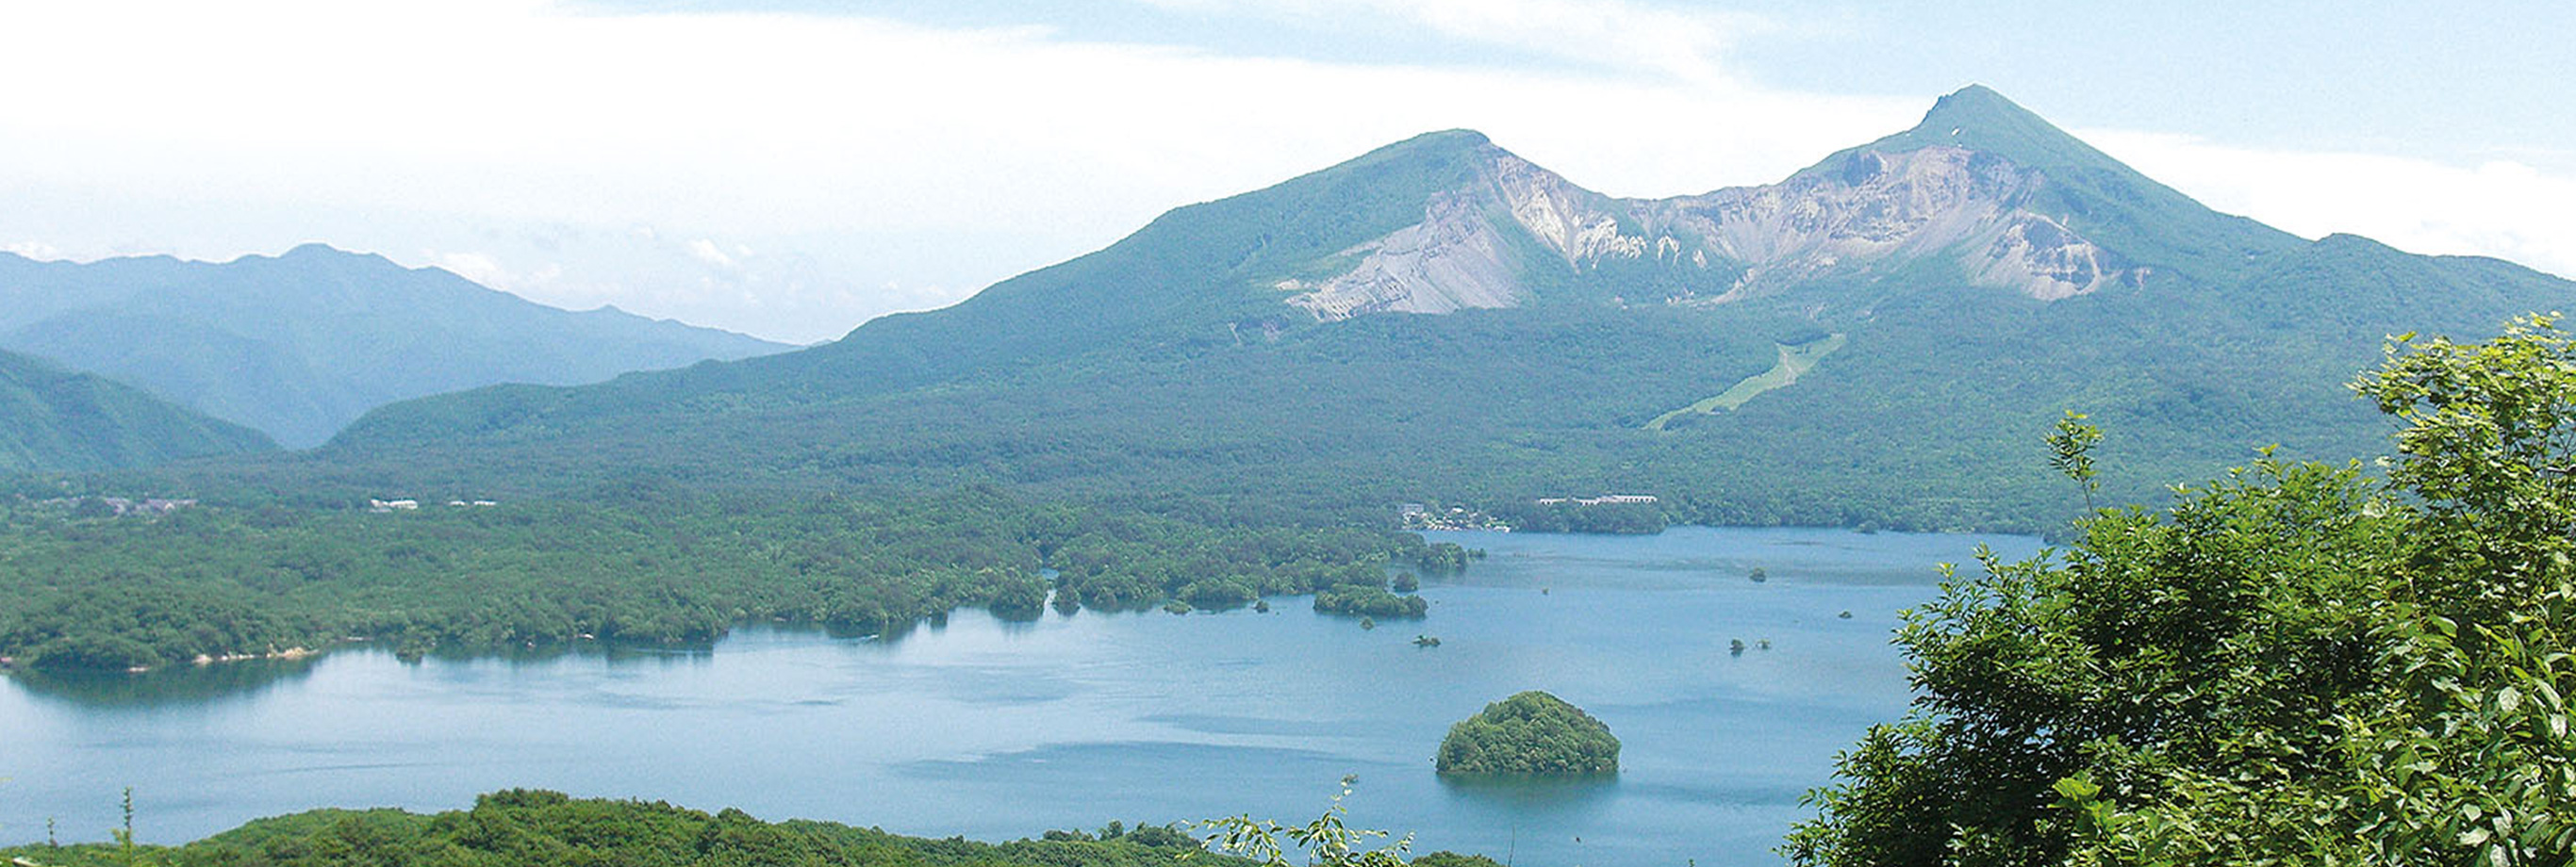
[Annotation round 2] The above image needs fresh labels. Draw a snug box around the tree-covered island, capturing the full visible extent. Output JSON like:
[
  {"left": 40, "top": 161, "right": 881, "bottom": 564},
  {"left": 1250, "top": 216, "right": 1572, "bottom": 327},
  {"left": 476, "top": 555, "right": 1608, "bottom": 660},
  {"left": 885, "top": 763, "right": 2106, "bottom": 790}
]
[{"left": 1434, "top": 691, "right": 1620, "bottom": 776}]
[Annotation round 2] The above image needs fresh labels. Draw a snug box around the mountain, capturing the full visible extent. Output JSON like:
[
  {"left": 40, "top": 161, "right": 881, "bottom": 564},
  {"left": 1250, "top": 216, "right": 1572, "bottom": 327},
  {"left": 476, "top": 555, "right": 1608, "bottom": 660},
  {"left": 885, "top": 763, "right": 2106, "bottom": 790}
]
[
  {"left": 213, "top": 87, "right": 2576, "bottom": 531},
  {"left": 0, "top": 348, "right": 274, "bottom": 473},
  {"left": 0, "top": 245, "right": 792, "bottom": 447}
]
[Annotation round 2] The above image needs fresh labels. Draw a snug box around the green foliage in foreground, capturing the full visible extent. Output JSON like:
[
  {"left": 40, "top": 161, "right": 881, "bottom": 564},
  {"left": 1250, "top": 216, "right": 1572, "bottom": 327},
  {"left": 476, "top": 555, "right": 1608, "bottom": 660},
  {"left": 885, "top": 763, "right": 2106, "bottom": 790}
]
[
  {"left": 0, "top": 488, "right": 1452, "bottom": 670},
  {"left": 1433, "top": 691, "right": 1620, "bottom": 776},
  {"left": 1199, "top": 777, "right": 1494, "bottom": 867},
  {"left": 0, "top": 788, "right": 1225, "bottom": 867},
  {"left": 1786, "top": 315, "right": 2576, "bottom": 866},
  {"left": 1, "top": 788, "right": 1506, "bottom": 867}
]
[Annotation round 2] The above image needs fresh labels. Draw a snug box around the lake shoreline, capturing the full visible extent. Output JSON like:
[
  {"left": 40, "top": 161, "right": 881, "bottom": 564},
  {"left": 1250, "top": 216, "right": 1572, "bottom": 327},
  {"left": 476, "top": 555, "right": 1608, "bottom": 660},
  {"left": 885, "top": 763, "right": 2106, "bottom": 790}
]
[
  {"left": 3, "top": 526, "right": 2042, "bottom": 866},
  {"left": 4, "top": 521, "right": 2030, "bottom": 677}
]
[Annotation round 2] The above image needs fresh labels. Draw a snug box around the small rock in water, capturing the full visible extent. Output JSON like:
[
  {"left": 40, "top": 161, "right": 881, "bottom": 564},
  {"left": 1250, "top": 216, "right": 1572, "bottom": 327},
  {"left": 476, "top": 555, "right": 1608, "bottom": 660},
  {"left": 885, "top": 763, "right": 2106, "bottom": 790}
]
[{"left": 1838, "top": 610, "right": 1855, "bottom": 619}]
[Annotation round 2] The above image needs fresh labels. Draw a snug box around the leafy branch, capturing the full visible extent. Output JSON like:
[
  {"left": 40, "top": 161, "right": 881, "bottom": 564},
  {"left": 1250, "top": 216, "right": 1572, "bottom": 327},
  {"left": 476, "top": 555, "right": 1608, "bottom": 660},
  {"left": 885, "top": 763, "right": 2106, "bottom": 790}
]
[
  {"left": 2046, "top": 410, "right": 2104, "bottom": 512},
  {"left": 1199, "top": 776, "right": 1412, "bottom": 867}
]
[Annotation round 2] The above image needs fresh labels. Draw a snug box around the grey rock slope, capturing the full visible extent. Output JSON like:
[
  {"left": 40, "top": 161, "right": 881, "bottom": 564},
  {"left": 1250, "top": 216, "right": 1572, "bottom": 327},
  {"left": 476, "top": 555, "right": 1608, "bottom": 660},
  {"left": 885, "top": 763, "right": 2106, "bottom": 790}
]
[{"left": 1281, "top": 87, "right": 2287, "bottom": 321}]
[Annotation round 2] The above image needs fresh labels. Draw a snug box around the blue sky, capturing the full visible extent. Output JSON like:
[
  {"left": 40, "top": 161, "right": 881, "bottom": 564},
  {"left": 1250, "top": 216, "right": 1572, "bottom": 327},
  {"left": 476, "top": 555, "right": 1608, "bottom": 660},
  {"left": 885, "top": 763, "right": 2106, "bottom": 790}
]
[
  {"left": 3, "top": 0, "right": 2569, "bottom": 342},
  {"left": 616, "top": 0, "right": 2574, "bottom": 165}
]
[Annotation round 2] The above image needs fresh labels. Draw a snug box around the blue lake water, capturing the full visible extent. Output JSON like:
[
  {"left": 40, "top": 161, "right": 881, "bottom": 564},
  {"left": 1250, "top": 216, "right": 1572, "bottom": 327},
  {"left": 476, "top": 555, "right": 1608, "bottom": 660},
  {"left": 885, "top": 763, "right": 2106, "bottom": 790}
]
[{"left": 0, "top": 526, "right": 2042, "bottom": 865}]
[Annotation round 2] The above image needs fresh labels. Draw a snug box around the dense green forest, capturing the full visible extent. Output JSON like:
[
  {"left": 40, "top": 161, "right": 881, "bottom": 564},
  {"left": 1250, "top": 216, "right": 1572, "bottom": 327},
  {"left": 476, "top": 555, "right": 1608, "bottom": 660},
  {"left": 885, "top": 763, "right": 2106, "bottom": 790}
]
[
  {"left": 1786, "top": 316, "right": 2576, "bottom": 865},
  {"left": 0, "top": 487, "right": 1445, "bottom": 671},
  {"left": 0, "top": 788, "right": 1221, "bottom": 867},
  {"left": 0, "top": 789, "right": 1508, "bottom": 867},
  {"left": 1433, "top": 691, "right": 1621, "bottom": 776}
]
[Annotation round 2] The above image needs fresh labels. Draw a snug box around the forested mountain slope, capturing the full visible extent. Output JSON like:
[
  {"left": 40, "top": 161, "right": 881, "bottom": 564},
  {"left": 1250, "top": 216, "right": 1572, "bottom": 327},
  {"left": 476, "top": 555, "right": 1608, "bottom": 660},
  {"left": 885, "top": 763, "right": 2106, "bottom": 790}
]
[
  {"left": 0, "top": 349, "right": 273, "bottom": 473},
  {"left": 201, "top": 87, "right": 2576, "bottom": 531}
]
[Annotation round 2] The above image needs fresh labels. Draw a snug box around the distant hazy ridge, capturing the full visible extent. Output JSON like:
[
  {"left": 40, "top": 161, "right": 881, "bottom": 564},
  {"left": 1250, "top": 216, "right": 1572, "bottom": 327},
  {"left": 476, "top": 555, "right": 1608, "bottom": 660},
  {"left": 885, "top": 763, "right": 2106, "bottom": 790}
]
[{"left": 0, "top": 244, "right": 788, "bottom": 448}]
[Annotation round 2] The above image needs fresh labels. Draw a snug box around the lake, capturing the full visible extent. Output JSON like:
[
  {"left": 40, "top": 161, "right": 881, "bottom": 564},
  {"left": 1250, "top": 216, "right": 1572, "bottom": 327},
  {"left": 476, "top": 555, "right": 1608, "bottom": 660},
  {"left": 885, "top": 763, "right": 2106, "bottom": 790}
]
[{"left": 0, "top": 526, "right": 2042, "bottom": 865}]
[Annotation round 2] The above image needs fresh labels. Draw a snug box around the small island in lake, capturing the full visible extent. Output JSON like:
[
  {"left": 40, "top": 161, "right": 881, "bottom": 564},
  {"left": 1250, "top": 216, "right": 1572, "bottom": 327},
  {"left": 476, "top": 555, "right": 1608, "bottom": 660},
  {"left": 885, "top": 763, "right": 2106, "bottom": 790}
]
[{"left": 1435, "top": 691, "right": 1619, "bottom": 776}]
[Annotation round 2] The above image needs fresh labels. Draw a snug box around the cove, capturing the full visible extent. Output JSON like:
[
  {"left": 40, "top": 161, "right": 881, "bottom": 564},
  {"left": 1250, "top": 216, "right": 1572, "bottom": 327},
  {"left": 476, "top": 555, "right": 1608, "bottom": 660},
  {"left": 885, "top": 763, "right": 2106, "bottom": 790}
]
[{"left": 0, "top": 526, "right": 2041, "bottom": 866}]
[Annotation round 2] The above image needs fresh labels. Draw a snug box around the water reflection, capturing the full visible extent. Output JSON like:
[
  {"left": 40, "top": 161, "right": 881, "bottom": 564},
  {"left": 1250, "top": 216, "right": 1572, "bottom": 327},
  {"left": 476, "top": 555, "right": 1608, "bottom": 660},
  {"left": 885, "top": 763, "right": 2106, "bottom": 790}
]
[
  {"left": 4, "top": 636, "right": 740, "bottom": 709},
  {"left": 5, "top": 656, "right": 320, "bottom": 709},
  {"left": 1435, "top": 773, "right": 1620, "bottom": 809},
  {"left": 365, "top": 635, "right": 726, "bottom": 676}
]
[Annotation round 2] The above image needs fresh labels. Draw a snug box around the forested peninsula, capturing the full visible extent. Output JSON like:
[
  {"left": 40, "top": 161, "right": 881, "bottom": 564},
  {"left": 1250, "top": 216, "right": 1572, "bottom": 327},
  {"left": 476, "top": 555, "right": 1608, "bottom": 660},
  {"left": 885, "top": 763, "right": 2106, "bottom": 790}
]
[{"left": 0, "top": 487, "right": 1456, "bottom": 671}]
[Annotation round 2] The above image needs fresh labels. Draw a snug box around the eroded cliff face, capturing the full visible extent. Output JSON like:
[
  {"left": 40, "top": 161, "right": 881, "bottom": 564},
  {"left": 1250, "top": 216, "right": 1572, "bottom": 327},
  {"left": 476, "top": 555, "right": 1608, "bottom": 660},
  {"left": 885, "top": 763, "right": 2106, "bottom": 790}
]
[
  {"left": 1280, "top": 191, "right": 1526, "bottom": 319},
  {"left": 1492, "top": 152, "right": 1644, "bottom": 264},
  {"left": 1284, "top": 152, "right": 1631, "bottom": 321},
  {"left": 1283, "top": 140, "right": 2139, "bottom": 322},
  {"left": 1652, "top": 146, "right": 2137, "bottom": 303}
]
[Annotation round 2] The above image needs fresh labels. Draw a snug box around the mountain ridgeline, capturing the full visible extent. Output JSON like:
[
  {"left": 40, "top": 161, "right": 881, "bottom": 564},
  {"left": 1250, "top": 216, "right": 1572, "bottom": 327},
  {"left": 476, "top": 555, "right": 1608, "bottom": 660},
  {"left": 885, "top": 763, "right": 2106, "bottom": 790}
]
[
  {"left": 205, "top": 87, "right": 2576, "bottom": 531},
  {"left": 0, "top": 245, "right": 789, "bottom": 448}
]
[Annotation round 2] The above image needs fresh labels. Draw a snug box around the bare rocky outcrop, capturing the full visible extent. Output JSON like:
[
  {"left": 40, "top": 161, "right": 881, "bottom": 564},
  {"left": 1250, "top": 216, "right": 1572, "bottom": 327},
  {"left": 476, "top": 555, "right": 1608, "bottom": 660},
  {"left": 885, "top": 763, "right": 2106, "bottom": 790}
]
[
  {"left": 1491, "top": 152, "right": 1643, "bottom": 263},
  {"left": 1284, "top": 151, "right": 1632, "bottom": 321},
  {"left": 1282, "top": 191, "right": 1527, "bottom": 320},
  {"left": 1284, "top": 139, "right": 2138, "bottom": 322},
  {"left": 1650, "top": 146, "right": 2136, "bottom": 303}
]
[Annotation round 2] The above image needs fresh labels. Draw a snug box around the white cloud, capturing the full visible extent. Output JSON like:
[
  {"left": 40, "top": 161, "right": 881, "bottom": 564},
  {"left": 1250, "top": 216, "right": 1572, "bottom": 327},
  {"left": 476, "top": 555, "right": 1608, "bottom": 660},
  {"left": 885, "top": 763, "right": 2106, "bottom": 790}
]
[
  {"left": 434, "top": 252, "right": 511, "bottom": 287},
  {"left": 0, "top": 0, "right": 1893, "bottom": 213},
  {"left": 686, "top": 239, "right": 738, "bottom": 269},
  {"left": 433, "top": 251, "right": 569, "bottom": 295},
  {"left": 0, "top": 0, "right": 1918, "bottom": 342},
  {"left": 4, "top": 240, "right": 64, "bottom": 260},
  {"left": 2087, "top": 129, "right": 2576, "bottom": 280},
  {"left": 1139, "top": 0, "right": 1768, "bottom": 84}
]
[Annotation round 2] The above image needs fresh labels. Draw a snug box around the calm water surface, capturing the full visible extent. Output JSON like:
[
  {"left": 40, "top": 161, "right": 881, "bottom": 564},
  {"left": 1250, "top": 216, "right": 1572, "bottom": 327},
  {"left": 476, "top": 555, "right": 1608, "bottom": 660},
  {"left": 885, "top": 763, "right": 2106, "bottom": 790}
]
[{"left": 0, "top": 527, "right": 2041, "bottom": 866}]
